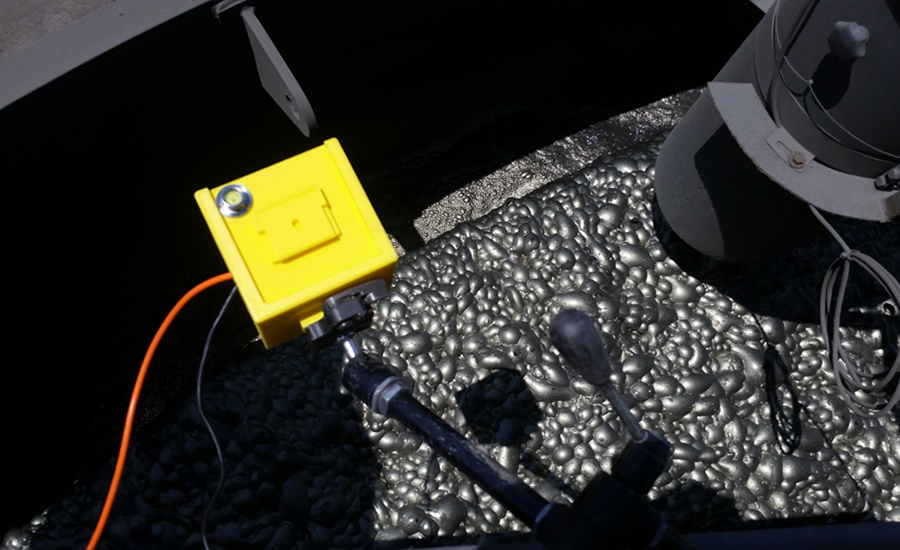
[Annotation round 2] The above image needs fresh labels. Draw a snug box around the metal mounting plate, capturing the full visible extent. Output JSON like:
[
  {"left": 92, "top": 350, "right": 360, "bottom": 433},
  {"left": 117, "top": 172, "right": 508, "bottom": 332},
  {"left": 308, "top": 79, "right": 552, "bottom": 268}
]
[
  {"left": 708, "top": 82, "right": 899, "bottom": 222},
  {"left": 241, "top": 6, "right": 317, "bottom": 136}
]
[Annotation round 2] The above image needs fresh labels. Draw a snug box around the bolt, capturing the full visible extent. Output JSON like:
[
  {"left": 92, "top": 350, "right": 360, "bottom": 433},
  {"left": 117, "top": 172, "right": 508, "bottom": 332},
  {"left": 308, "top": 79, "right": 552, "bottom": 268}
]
[
  {"left": 216, "top": 184, "right": 253, "bottom": 217},
  {"left": 788, "top": 151, "right": 806, "bottom": 169},
  {"left": 875, "top": 167, "right": 900, "bottom": 191}
]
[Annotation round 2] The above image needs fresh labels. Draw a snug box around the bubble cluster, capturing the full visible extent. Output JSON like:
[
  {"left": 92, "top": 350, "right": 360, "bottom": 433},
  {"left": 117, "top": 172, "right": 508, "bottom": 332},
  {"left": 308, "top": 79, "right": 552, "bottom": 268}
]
[{"left": 360, "top": 134, "right": 900, "bottom": 538}]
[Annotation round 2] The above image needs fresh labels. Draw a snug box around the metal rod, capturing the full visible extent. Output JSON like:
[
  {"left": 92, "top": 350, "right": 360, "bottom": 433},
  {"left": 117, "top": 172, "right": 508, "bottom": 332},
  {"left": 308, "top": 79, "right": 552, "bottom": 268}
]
[
  {"left": 340, "top": 335, "right": 360, "bottom": 360},
  {"left": 341, "top": 355, "right": 550, "bottom": 525},
  {"left": 387, "top": 392, "right": 551, "bottom": 524},
  {"left": 599, "top": 384, "right": 647, "bottom": 443}
]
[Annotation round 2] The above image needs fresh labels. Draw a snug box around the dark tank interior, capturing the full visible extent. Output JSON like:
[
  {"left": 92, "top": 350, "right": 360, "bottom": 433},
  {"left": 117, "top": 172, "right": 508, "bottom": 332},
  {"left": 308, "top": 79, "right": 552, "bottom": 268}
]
[{"left": 1, "top": 1, "right": 897, "bottom": 549}]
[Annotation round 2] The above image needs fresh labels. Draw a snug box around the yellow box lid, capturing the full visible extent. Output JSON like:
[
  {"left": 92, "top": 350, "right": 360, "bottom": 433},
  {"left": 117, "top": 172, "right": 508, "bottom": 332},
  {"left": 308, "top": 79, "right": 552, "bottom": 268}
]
[{"left": 195, "top": 138, "right": 397, "bottom": 348}]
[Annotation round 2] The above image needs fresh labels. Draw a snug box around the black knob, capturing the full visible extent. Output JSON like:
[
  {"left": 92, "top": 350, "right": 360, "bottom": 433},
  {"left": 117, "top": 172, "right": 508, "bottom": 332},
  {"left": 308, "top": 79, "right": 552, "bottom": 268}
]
[
  {"left": 550, "top": 309, "right": 612, "bottom": 386},
  {"left": 551, "top": 309, "right": 648, "bottom": 443}
]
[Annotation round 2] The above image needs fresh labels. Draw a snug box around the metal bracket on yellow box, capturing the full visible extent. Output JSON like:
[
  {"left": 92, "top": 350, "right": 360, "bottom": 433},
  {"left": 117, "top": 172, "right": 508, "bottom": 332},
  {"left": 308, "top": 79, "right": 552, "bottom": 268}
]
[
  {"left": 213, "top": 0, "right": 317, "bottom": 136},
  {"left": 195, "top": 138, "right": 397, "bottom": 349}
]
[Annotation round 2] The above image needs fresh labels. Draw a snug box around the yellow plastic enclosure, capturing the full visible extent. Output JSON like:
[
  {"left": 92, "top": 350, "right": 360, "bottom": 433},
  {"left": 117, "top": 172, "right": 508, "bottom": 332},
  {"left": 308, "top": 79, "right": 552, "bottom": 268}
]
[{"left": 195, "top": 138, "right": 397, "bottom": 348}]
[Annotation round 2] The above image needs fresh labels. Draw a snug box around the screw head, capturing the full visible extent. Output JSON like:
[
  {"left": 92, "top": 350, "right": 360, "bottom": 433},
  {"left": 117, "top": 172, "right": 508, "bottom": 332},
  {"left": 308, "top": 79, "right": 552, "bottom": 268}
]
[
  {"left": 216, "top": 184, "right": 253, "bottom": 217},
  {"left": 788, "top": 151, "right": 806, "bottom": 169}
]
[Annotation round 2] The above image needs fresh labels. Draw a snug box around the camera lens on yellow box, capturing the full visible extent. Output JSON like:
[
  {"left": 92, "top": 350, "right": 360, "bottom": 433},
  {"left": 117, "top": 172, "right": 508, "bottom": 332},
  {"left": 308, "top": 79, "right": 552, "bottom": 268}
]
[{"left": 216, "top": 184, "right": 253, "bottom": 217}]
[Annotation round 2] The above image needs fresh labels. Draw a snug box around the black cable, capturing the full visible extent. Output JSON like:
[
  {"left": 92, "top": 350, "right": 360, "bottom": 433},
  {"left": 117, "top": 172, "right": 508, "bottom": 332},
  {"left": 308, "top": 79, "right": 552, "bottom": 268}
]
[
  {"left": 196, "top": 284, "right": 238, "bottom": 550},
  {"left": 810, "top": 206, "right": 900, "bottom": 418},
  {"left": 768, "top": 0, "right": 820, "bottom": 125},
  {"left": 751, "top": 314, "right": 802, "bottom": 454},
  {"left": 764, "top": 345, "right": 803, "bottom": 454}
]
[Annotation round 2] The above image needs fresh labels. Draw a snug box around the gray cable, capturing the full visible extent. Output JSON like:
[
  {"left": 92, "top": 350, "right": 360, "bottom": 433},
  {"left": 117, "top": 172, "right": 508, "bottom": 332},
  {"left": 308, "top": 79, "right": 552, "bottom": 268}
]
[
  {"left": 196, "top": 284, "right": 238, "bottom": 550},
  {"left": 810, "top": 206, "right": 900, "bottom": 418}
]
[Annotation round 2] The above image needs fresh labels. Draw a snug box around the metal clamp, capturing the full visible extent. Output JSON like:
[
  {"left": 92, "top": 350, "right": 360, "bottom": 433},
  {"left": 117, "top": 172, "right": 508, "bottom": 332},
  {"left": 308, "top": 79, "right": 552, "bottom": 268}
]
[{"left": 875, "top": 166, "right": 900, "bottom": 192}]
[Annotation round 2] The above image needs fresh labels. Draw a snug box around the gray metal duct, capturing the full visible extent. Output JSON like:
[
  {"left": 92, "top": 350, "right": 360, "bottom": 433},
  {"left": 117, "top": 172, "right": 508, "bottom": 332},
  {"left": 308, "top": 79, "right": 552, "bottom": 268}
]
[{"left": 655, "top": 0, "right": 899, "bottom": 262}]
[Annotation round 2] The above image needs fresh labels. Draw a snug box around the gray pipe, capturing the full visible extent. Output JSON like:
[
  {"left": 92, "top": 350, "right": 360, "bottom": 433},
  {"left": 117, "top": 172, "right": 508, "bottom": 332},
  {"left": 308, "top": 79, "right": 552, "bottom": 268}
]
[{"left": 655, "top": 0, "right": 899, "bottom": 262}]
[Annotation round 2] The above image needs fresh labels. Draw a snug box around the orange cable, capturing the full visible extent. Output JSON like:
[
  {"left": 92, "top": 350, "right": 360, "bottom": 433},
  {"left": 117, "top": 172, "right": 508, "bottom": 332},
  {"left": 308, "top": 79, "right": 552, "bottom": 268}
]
[{"left": 86, "top": 272, "right": 234, "bottom": 550}]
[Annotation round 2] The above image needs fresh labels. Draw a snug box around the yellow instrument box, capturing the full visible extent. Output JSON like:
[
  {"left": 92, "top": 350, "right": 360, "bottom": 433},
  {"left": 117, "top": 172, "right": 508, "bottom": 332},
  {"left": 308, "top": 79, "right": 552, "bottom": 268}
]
[{"left": 195, "top": 138, "right": 397, "bottom": 348}]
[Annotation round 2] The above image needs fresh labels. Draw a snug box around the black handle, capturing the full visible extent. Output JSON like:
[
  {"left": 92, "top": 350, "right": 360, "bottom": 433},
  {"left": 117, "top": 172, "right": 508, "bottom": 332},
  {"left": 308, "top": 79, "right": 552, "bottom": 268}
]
[
  {"left": 551, "top": 309, "right": 649, "bottom": 445},
  {"left": 341, "top": 355, "right": 551, "bottom": 526}
]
